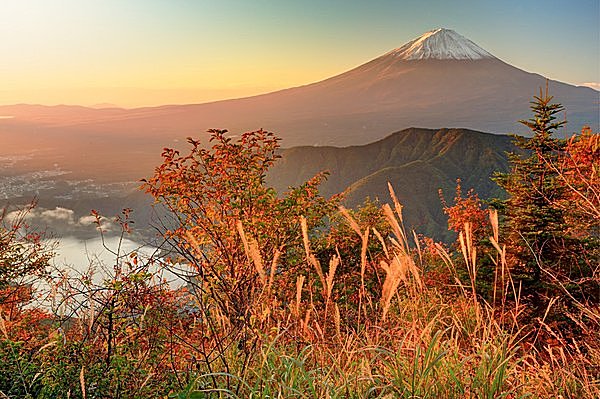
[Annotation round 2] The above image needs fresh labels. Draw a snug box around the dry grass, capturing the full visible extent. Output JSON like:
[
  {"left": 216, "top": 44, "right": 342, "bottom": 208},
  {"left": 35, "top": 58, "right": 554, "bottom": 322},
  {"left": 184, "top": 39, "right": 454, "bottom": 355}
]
[{"left": 176, "top": 183, "right": 600, "bottom": 398}]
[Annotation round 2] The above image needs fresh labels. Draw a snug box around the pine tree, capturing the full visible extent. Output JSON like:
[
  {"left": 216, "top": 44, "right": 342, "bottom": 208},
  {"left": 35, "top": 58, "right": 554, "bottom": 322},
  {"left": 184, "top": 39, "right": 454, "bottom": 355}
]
[{"left": 494, "top": 86, "right": 569, "bottom": 301}]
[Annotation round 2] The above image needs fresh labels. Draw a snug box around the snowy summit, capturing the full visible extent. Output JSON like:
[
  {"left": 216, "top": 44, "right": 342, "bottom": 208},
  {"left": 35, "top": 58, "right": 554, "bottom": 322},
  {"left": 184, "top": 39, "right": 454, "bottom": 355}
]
[{"left": 387, "top": 28, "right": 495, "bottom": 60}]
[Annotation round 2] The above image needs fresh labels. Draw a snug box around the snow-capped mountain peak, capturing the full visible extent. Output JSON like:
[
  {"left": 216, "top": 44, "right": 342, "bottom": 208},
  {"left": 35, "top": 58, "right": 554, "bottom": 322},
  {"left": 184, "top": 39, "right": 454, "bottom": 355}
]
[{"left": 386, "top": 28, "right": 495, "bottom": 60}]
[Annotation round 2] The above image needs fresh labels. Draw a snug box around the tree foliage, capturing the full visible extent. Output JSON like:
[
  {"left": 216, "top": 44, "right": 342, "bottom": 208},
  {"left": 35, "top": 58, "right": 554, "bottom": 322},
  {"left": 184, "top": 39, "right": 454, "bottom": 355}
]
[
  {"left": 494, "top": 89, "right": 566, "bottom": 282},
  {"left": 553, "top": 127, "right": 600, "bottom": 230},
  {"left": 142, "top": 128, "right": 339, "bottom": 335},
  {"left": 440, "top": 179, "right": 489, "bottom": 242},
  {"left": 538, "top": 127, "right": 600, "bottom": 302},
  {"left": 0, "top": 203, "right": 52, "bottom": 294},
  {"left": 494, "top": 88, "right": 599, "bottom": 311}
]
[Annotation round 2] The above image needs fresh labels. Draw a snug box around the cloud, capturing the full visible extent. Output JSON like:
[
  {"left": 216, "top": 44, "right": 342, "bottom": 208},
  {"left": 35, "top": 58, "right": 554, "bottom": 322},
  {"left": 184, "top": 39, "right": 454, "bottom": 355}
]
[
  {"left": 7, "top": 207, "right": 75, "bottom": 225},
  {"left": 41, "top": 207, "right": 75, "bottom": 223},
  {"left": 581, "top": 82, "right": 600, "bottom": 91},
  {"left": 5, "top": 206, "right": 117, "bottom": 237},
  {"left": 77, "top": 214, "right": 115, "bottom": 232},
  {"left": 78, "top": 215, "right": 99, "bottom": 226}
]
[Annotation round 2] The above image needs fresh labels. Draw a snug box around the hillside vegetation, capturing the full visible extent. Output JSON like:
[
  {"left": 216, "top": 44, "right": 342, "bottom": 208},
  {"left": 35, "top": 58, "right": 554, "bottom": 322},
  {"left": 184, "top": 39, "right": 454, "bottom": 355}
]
[
  {"left": 269, "top": 127, "right": 515, "bottom": 239},
  {"left": 0, "top": 93, "right": 598, "bottom": 398}
]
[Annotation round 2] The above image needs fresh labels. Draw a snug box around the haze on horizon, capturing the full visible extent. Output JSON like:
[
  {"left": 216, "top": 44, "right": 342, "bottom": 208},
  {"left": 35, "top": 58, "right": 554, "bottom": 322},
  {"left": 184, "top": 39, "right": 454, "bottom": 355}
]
[{"left": 1, "top": 0, "right": 598, "bottom": 108}]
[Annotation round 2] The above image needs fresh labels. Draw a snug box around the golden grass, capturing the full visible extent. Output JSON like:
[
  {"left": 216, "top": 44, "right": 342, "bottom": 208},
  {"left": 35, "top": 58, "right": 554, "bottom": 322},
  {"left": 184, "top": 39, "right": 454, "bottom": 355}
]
[
  {"left": 301, "top": 215, "right": 326, "bottom": 295},
  {"left": 212, "top": 183, "right": 599, "bottom": 398},
  {"left": 237, "top": 220, "right": 267, "bottom": 287}
]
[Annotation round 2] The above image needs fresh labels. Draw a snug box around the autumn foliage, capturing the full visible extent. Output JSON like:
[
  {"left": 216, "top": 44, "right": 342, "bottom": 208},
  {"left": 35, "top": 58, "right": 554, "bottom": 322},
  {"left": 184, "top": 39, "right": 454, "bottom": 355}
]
[
  {"left": 0, "top": 102, "right": 599, "bottom": 397},
  {"left": 440, "top": 179, "right": 489, "bottom": 241},
  {"left": 142, "top": 129, "right": 339, "bottom": 343}
]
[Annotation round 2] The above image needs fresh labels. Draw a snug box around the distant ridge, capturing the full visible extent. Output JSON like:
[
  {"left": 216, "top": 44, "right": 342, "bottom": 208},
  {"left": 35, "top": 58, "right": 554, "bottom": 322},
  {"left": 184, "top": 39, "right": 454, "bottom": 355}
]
[{"left": 268, "top": 127, "right": 516, "bottom": 239}]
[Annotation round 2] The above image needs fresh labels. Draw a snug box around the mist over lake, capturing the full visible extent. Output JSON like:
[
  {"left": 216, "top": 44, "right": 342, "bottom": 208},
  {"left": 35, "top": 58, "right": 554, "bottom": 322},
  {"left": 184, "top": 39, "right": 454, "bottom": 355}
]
[{"left": 50, "top": 235, "right": 184, "bottom": 288}]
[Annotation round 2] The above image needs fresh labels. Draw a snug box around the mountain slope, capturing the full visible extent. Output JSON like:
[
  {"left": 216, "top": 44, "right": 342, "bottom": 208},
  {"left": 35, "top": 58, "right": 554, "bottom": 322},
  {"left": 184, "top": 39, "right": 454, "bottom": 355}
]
[
  {"left": 267, "top": 127, "right": 516, "bottom": 239},
  {"left": 1, "top": 28, "right": 596, "bottom": 151}
]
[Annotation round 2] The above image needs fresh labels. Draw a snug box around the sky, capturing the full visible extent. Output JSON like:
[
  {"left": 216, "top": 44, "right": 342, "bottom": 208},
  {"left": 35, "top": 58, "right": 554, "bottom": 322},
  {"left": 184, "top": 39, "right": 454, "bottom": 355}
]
[{"left": 1, "top": 0, "right": 598, "bottom": 108}]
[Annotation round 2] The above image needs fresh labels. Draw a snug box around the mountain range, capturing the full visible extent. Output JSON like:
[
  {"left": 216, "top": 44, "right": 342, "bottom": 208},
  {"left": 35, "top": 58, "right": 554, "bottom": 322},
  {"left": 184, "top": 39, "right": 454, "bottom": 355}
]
[{"left": 1, "top": 28, "right": 597, "bottom": 155}]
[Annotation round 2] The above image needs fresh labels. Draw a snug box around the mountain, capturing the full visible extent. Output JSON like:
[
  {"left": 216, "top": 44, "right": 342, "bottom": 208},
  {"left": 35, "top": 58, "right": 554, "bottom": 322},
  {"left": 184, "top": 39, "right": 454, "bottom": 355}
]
[
  {"left": 268, "top": 127, "right": 517, "bottom": 239},
  {"left": 1, "top": 28, "right": 597, "bottom": 157},
  {"left": 0, "top": 28, "right": 595, "bottom": 240},
  {"left": 386, "top": 28, "right": 495, "bottom": 60}
]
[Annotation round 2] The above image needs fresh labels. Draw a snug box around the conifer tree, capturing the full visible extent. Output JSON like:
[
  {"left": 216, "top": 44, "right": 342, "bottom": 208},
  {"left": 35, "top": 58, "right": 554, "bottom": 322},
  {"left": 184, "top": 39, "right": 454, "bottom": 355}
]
[{"left": 494, "top": 86, "right": 569, "bottom": 300}]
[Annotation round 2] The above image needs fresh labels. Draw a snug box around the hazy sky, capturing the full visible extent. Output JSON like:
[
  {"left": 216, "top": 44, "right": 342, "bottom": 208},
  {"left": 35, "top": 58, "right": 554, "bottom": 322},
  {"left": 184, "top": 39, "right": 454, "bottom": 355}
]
[{"left": 1, "top": 0, "right": 598, "bottom": 107}]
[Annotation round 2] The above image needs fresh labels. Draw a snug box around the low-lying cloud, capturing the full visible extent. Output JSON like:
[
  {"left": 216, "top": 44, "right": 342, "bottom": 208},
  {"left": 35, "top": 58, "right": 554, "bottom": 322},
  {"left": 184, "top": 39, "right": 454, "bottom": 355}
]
[
  {"left": 6, "top": 206, "right": 117, "bottom": 238},
  {"left": 40, "top": 207, "right": 75, "bottom": 222}
]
